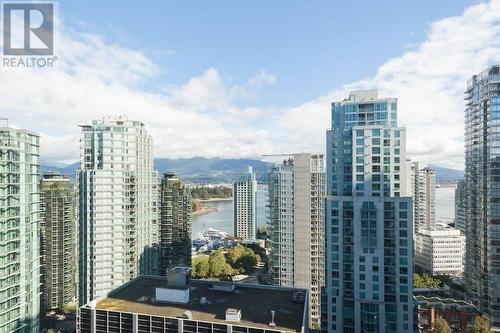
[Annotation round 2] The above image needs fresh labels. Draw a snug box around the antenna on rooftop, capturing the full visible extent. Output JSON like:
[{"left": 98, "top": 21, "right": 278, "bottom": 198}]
[
  {"left": 0, "top": 117, "right": 8, "bottom": 127},
  {"left": 269, "top": 310, "right": 276, "bottom": 327}
]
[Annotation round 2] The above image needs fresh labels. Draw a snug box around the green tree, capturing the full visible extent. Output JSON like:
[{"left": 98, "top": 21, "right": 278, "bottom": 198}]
[
  {"left": 244, "top": 243, "right": 266, "bottom": 259},
  {"left": 468, "top": 316, "right": 491, "bottom": 333},
  {"left": 62, "top": 302, "right": 76, "bottom": 314},
  {"left": 208, "top": 250, "right": 227, "bottom": 278},
  {"left": 192, "top": 257, "right": 209, "bottom": 278},
  {"left": 414, "top": 273, "right": 443, "bottom": 289},
  {"left": 226, "top": 245, "right": 245, "bottom": 266},
  {"left": 237, "top": 251, "right": 258, "bottom": 273},
  {"left": 433, "top": 316, "right": 451, "bottom": 333}
]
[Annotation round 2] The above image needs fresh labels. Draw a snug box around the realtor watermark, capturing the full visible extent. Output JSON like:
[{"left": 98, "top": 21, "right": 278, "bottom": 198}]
[{"left": 1, "top": 1, "right": 57, "bottom": 68}]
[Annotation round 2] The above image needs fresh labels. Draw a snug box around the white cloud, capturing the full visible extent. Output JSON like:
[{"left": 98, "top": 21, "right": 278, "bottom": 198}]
[
  {"left": 0, "top": 26, "right": 276, "bottom": 164},
  {"left": 1, "top": 1, "right": 499, "bottom": 169},
  {"left": 277, "top": 0, "right": 500, "bottom": 169},
  {"left": 247, "top": 70, "right": 276, "bottom": 87}
]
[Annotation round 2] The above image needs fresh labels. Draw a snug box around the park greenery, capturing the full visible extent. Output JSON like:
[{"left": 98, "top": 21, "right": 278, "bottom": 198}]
[
  {"left": 413, "top": 273, "right": 447, "bottom": 289},
  {"left": 192, "top": 244, "right": 261, "bottom": 280},
  {"left": 190, "top": 186, "right": 232, "bottom": 200},
  {"left": 191, "top": 200, "right": 203, "bottom": 212}
]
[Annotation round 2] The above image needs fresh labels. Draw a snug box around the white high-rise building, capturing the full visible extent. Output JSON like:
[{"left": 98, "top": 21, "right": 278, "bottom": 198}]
[
  {"left": 411, "top": 162, "right": 436, "bottom": 232},
  {"left": 268, "top": 153, "right": 326, "bottom": 327},
  {"left": 0, "top": 124, "right": 41, "bottom": 333},
  {"left": 410, "top": 161, "right": 464, "bottom": 276},
  {"left": 77, "top": 116, "right": 159, "bottom": 305},
  {"left": 324, "top": 90, "right": 414, "bottom": 333},
  {"left": 415, "top": 224, "right": 465, "bottom": 276},
  {"left": 233, "top": 166, "right": 257, "bottom": 239}
]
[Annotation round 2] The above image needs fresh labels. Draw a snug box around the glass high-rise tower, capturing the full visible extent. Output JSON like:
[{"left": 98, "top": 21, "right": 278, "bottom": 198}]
[
  {"left": 40, "top": 173, "right": 76, "bottom": 311},
  {"left": 0, "top": 124, "right": 41, "bottom": 333},
  {"left": 267, "top": 153, "right": 326, "bottom": 327},
  {"left": 410, "top": 163, "right": 436, "bottom": 232},
  {"left": 464, "top": 65, "right": 500, "bottom": 330},
  {"left": 322, "top": 90, "right": 413, "bottom": 333},
  {"left": 233, "top": 166, "right": 257, "bottom": 239},
  {"left": 77, "top": 116, "right": 159, "bottom": 305},
  {"left": 159, "top": 172, "right": 192, "bottom": 275}
]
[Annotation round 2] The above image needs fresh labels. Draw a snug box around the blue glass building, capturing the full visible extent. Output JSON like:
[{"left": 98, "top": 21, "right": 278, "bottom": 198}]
[
  {"left": 464, "top": 65, "right": 500, "bottom": 331},
  {"left": 322, "top": 90, "right": 414, "bottom": 333}
]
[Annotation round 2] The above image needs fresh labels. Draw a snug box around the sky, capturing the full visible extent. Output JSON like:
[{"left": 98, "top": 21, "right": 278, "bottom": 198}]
[{"left": 1, "top": 0, "right": 499, "bottom": 169}]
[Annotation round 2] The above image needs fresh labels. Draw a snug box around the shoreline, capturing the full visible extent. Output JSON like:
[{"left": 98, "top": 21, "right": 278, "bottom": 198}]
[
  {"left": 199, "top": 197, "right": 232, "bottom": 202},
  {"left": 192, "top": 206, "right": 217, "bottom": 217}
]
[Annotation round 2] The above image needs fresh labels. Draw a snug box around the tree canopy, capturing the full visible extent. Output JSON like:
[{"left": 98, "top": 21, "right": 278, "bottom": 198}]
[
  {"left": 190, "top": 186, "right": 232, "bottom": 200},
  {"left": 191, "top": 244, "right": 261, "bottom": 280},
  {"left": 413, "top": 273, "right": 444, "bottom": 289},
  {"left": 432, "top": 316, "right": 451, "bottom": 333},
  {"left": 468, "top": 316, "right": 491, "bottom": 333}
]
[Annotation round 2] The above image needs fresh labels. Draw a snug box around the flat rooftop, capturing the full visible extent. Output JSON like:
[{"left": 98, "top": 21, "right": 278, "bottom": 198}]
[{"left": 91, "top": 276, "right": 307, "bottom": 332}]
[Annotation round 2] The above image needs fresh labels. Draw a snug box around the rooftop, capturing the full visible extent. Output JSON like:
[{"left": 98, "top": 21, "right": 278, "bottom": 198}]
[
  {"left": 89, "top": 276, "right": 307, "bottom": 332},
  {"left": 416, "top": 295, "right": 479, "bottom": 311}
]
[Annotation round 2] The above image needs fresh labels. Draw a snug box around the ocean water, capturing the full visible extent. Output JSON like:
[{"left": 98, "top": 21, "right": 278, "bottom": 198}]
[
  {"left": 192, "top": 188, "right": 267, "bottom": 237},
  {"left": 435, "top": 186, "right": 455, "bottom": 221},
  {"left": 192, "top": 186, "right": 456, "bottom": 238}
]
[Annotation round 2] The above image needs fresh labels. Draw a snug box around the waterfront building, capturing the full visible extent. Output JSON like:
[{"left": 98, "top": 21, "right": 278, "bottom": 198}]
[
  {"left": 77, "top": 268, "right": 309, "bottom": 333},
  {"left": 0, "top": 124, "right": 41, "bottom": 332},
  {"left": 463, "top": 65, "right": 500, "bottom": 330},
  {"left": 323, "top": 90, "right": 414, "bottom": 332},
  {"left": 40, "top": 173, "right": 76, "bottom": 310},
  {"left": 268, "top": 153, "right": 326, "bottom": 328},
  {"left": 233, "top": 166, "right": 257, "bottom": 239},
  {"left": 77, "top": 116, "right": 160, "bottom": 305},
  {"left": 414, "top": 224, "right": 465, "bottom": 276},
  {"left": 159, "top": 172, "right": 192, "bottom": 275},
  {"left": 454, "top": 179, "right": 466, "bottom": 233}
]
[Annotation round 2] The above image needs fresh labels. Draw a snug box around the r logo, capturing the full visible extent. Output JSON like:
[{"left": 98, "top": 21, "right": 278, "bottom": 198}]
[{"left": 3, "top": 2, "right": 53, "bottom": 55}]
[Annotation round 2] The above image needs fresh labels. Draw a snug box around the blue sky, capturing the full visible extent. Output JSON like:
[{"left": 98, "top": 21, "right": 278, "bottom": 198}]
[
  {"left": 2, "top": 0, "right": 500, "bottom": 169},
  {"left": 62, "top": 0, "right": 475, "bottom": 107}
]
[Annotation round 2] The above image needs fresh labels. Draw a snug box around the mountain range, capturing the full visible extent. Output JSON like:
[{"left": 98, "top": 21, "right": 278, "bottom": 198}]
[
  {"left": 40, "top": 157, "right": 464, "bottom": 184},
  {"left": 40, "top": 157, "right": 274, "bottom": 183}
]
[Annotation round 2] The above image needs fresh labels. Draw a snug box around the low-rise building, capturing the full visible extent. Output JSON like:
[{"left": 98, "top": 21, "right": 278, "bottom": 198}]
[
  {"left": 415, "top": 224, "right": 465, "bottom": 276},
  {"left": 77, "top": 267, "right": 309, "bottom": 333},
  {"left": 416, "top": 295, "right": 480, "bottom": 332}
]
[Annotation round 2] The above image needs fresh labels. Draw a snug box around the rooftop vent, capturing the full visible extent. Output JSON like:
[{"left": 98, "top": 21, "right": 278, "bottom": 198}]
[
  {"left": 225, "top": 308, "right": 241, "bottom": 322},
  {"left": 182, "top": 311, "right": 193, "bottom": 320},
  {"left": 199, "top": 297, "right": 211, "bottom": 305},
  {"left": 167, "top": 266, "right": 191, "bottom": 287},
  {"left": 269, "top": 310, "right": 276, "bottom": 327}
]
